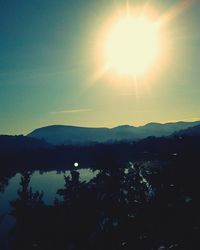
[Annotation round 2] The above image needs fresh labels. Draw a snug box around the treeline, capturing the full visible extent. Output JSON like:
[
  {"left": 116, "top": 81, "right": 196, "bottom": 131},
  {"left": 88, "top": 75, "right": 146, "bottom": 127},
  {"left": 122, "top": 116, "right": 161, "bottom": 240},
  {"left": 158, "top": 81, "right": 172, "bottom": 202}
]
[
  {"left": 1, "top": 135, "right": 200, "bottom": 192},
  {"left": 1, "top": 134, "right": 200, "bottom": 170}
]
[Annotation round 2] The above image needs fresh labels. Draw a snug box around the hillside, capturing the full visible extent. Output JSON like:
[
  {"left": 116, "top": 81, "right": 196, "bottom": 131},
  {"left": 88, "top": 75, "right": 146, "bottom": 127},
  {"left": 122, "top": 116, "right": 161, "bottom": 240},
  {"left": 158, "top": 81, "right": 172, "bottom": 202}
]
[
  {"left": 175, "top": 124, "right": 200, "bottom": 136},
  {"left": 0, "top": 135, "right": 51, "bottom": 153},
  {"left": 27, "top": 121, "right": 200, "bottom": 145}
]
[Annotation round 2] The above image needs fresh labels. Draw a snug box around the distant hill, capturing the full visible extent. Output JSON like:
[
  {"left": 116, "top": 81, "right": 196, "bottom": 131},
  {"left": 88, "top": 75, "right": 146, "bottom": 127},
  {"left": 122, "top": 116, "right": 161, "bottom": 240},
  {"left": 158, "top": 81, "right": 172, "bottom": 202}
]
[
  {"left": 28, "top": 125, "right": 111, "bottom": 145},
  {"left": 174, "top": 124, "right": 200, "bottom": 137},
  {"left": 27, "top": 121, "right": 200, "bottom": 145},
  {"left": 0, "top": 135, "right": 51, "bottom": 153}
]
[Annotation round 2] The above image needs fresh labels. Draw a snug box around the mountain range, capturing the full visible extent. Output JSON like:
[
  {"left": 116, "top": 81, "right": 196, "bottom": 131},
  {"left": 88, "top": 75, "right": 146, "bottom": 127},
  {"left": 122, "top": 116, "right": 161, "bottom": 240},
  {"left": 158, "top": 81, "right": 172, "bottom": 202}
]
[
  {"left": 27, "top": 121, "right": 200, "bottom": 145},
  {"left": 175, "top": 124, "right": 200, "bottom": 137}
]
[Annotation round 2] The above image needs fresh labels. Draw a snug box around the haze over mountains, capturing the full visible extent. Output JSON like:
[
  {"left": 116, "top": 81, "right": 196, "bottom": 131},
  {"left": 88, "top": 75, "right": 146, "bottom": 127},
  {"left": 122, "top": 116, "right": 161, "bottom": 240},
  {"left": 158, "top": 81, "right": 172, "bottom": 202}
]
[{"left": 27, "top": 121, "right": 200, "bottom": 145}]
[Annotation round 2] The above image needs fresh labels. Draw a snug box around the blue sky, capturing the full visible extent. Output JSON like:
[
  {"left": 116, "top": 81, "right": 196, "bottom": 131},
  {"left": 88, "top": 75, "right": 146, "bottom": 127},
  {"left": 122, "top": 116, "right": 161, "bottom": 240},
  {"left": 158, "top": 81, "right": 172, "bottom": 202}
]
[{"left": 0, "top": 0, "right": 200, "bottom": 134}]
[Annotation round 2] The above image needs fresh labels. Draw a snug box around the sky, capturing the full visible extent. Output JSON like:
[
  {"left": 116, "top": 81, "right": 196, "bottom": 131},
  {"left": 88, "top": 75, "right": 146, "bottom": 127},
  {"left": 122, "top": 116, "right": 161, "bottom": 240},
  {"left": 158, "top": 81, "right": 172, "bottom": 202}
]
[{"left": 0, "top": 0, "right": 200, "bottom": 135}]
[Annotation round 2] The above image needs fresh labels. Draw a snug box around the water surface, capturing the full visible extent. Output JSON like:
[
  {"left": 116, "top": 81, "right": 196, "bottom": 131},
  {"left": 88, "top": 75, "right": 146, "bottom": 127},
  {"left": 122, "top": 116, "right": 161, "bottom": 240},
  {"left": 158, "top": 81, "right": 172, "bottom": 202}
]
[{"left": 0, "top": 169, "right": 98, "bottom": 249}]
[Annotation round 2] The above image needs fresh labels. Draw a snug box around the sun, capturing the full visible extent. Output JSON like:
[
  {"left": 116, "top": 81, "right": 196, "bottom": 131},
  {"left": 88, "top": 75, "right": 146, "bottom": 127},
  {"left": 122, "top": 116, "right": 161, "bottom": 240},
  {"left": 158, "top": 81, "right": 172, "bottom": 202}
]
[{"left": 104, "top": 15, "right": 160, "bottom": 76}]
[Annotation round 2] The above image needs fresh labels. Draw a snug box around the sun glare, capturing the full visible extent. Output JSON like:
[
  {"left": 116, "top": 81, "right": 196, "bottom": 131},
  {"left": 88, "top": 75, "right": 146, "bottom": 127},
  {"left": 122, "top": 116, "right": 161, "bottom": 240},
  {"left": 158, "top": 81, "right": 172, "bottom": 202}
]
[{"left": 105, "top": 15, "right": 160, "bottom": 76}]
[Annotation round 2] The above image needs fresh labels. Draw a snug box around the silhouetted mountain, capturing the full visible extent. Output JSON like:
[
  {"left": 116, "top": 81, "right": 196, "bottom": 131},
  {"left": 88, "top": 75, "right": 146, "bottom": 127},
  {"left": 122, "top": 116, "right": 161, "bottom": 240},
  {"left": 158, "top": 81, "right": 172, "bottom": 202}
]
[
  {"left": 0, "top": 135, "right": 51, "bottom": 153},
  {"left": 28, "top": 125, "right": 111, "bottom": 145},
  {"left": 27, "top": 121, "right": 200, "bottom": 145},
  {"left": 174, "top": 124, "right": 200, "bottom": 136}
]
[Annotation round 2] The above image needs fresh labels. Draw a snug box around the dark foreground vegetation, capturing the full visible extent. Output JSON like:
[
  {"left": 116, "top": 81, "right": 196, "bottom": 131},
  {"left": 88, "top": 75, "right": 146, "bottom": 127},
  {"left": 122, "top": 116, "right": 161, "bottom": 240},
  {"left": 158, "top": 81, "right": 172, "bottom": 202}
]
[
  {"left": 7, "top": 160, "right": 200, "bottom": 250},
  {"left": 1, "top": 134, "right": 200, "bottom": 249}
]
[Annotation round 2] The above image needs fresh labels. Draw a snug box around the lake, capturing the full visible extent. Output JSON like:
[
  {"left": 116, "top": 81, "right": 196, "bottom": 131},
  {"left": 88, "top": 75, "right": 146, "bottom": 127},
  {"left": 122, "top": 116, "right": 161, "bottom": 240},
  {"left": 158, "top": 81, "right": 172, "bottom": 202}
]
[{"left": 0, "top": 169, "right": 99, "bottom": 250}]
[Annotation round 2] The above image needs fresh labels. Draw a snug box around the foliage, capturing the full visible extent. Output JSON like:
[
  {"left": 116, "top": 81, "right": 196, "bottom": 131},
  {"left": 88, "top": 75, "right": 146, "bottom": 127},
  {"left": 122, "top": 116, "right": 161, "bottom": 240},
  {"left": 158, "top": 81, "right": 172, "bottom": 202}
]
[{"left": 8, "top": 159, "right": 200, "bottom": 250}]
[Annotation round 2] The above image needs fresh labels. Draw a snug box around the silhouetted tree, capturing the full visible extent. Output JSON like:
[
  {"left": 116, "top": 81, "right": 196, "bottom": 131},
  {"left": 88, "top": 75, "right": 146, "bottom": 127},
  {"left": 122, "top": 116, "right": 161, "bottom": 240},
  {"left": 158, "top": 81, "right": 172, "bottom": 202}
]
[{"left": 10, "top": 172, "right": 44, "bottom": 250}]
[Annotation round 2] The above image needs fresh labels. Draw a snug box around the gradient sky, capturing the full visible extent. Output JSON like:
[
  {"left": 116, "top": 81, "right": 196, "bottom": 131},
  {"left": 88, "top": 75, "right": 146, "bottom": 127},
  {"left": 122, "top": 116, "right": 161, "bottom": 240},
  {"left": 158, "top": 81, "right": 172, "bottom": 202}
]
[{"left": 0, "top": 0, "right": 200, "bottom": 135}]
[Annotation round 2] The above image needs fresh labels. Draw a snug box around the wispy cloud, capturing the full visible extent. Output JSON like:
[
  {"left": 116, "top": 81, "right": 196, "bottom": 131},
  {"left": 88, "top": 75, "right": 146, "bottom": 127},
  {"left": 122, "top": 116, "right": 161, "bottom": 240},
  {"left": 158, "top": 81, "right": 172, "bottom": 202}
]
[{"left": 49, "top": 108, "right": 91, "bottom": 115}]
